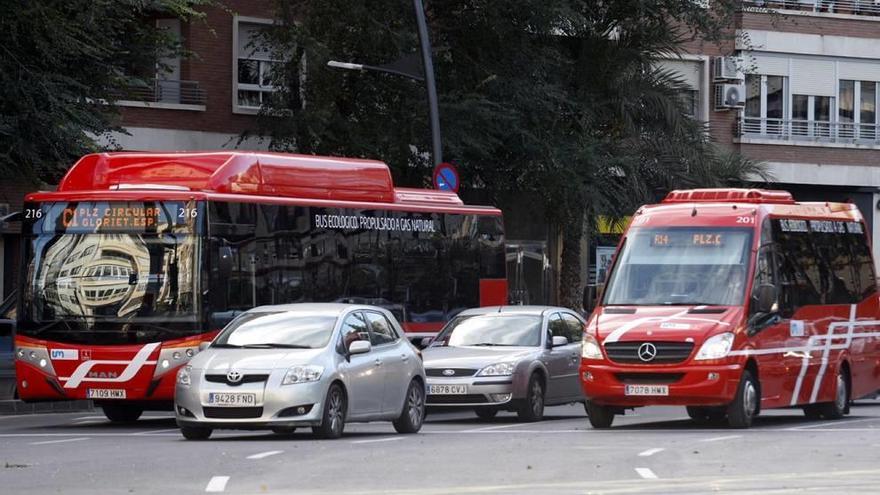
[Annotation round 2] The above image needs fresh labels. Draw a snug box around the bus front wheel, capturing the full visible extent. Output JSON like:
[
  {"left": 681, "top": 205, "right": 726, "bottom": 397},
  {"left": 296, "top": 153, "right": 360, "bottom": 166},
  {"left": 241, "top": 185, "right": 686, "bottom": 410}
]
[
  {"left": 101, "top": 404, "right": 143, "bottom": 423},
  {"left": 727, "top": 370, "right": 759, "bottom": 429},
  {"left": 585, "top": 400, "right": 615, "bottom": 429}
]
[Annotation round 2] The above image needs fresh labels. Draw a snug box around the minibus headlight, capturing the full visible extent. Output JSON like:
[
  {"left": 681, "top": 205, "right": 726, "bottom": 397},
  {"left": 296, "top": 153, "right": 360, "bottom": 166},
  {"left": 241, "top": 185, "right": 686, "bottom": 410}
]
[
  {"left": 282, "top": 365, "right": 324, "bottom": 385},
  {"left": 694, "top": 333, "right": 735, "bottom": 360},
  {"left": 177, "top": 365, "right": 192, "bottom": 386},
  {"left": 581, "top": 335, "right": 603, "bottom": 359}
]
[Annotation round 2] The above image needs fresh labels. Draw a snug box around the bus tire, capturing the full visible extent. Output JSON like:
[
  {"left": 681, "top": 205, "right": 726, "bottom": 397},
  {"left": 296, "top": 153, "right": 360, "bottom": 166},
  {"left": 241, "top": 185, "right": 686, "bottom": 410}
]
[
  {"left": 817, "top": 367, "right": 849, "bottom": 420},
  {"left": 180, "top": 426, "right": 212, "bottom": 440},
  {"left": 585, "top": 400, "right": 615, "bottom": 429},
  {"left": 687, "top": 406, "right": 726, "bottom": 424},
  {"left": 727, "top": 370, "right": 759, "bottom": 429},
  {"left": 101, "top": 404, "right": 143, "bottom": 423}
]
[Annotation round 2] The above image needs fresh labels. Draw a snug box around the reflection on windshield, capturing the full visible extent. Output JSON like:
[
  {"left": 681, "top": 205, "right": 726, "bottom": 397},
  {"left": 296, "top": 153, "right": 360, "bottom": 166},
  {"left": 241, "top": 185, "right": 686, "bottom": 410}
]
[
  {"left": 433, "top": 315, "right": 542, "bottom": 347},
  {"left": 603, "top": 227, "right": 753, "bottom": 306},
  {"left": 214, "top": 312, "right": 337, "bottom": 349}
]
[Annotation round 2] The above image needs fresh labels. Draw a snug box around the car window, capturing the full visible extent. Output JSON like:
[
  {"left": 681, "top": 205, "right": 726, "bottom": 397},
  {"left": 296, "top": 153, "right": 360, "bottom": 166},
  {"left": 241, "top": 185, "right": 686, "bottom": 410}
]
[
  {"left": 364, "top": 311, "right": 398, "bottom": 345},
  {"left": 548, "top": 313, "right": 569, "bottom": 344},
  {"left": 338, "top": 312, "right": 370, "bottom": 354},
  {"left": 561, "top": 313, "right": 584, "bottom": 343}
]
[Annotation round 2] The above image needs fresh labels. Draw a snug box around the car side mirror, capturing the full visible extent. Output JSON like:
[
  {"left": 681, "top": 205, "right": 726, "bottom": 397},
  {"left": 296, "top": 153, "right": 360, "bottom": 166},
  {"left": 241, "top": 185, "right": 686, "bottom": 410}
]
[
  {"left": 583, "top": 284, "right": 600, "bottom": 314},
  {"left": 551, "top": 335, "right": 568, "bottom": 347},
  {"left": 420, "top": 337, "right": 433, "bottom": 348},
  {"left": 752, "top": 284, "right": 777, "bottom": 314},
  {"left": 198, "top": 341, "right": 210, "bottom": 352},
  {"left": 349, "top": 340, "right": 372, "bottom": 355}
]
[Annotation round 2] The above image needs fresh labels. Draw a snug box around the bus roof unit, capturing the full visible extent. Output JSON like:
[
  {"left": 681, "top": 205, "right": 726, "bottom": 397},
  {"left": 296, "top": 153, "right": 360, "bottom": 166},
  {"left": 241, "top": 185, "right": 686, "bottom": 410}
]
[
  {"left": 662, "top": 188, "right": 795, "bottom": 204},
  {"left": 54, "top": 151, "right": 464, "bottom": 206}
]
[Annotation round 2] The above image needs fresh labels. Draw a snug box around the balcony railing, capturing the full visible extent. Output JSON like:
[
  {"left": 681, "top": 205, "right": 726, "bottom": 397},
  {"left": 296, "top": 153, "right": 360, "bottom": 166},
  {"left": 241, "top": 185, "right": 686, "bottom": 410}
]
[
  {"left": 744, "top": 0, "right": 880, "bottom": 16},
  {"left": 737, "top": 117, "right": 880, "bottom": 144},
  {"left": 119, "top": 79, "right": 206, "bottom": 106}
]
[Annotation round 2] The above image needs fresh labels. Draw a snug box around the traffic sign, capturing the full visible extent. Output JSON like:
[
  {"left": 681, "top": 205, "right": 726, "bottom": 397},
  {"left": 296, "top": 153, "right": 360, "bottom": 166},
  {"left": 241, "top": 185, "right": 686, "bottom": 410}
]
[{"left": 432, "top": 162, "right": 460, "bottom": 193}]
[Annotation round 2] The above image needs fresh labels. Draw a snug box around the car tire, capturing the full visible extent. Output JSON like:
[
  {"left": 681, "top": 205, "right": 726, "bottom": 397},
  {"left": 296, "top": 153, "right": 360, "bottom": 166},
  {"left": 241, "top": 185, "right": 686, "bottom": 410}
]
[
  {"left": 393, "top": 379, "right": 426, "bottom": 434},
  {"left": 516, "top": 374, "right": 545, "bottom": 422},
  {"left": 727, "top": 370, "right": 759, "bottom": 429},
  {"left": 312, "top": 383, "right": 346, "bottom": 439},
  {"left": 475, "top": 407, "right": 498, "bottom": 420},
  {"left": 101, "top": 404, "right": 143, "bottom": 423},
  {"left": 180, "top": 426, "right": 212, "bottom": 440},
  {"left": 817, "top": 367, "right": 849, "bottom": 420},
  {"left": 271, "top": 427, "right": 297, "bottom": 435},
  {"left": 585, "top": 400, "right": 614, "bottom": 428}
]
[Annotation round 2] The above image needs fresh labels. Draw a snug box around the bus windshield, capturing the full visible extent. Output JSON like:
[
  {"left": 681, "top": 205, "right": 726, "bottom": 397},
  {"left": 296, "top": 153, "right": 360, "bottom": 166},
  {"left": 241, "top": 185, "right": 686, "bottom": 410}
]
[
  {"left": 18, "top": 201, "right": 202, "bottom": 344},
  {"left": 603, "top": 227, "right": 753, "bottom": 306}
]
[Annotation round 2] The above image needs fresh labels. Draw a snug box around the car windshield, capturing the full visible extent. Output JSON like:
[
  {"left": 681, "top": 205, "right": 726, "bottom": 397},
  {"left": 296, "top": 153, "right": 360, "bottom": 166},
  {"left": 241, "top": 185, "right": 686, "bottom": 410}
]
[
  {"left": 433, "top": 314, "right": 542, "bottom": 347},
  {"left": 213, "top": 311, "right": 338, "bottom": 349},
  {"left": 603, "top": 227, "right": 753, "bottom": 306}
]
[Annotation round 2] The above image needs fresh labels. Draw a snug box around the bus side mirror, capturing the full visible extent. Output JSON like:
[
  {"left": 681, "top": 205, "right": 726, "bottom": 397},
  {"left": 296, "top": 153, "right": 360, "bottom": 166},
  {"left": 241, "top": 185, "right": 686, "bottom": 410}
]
[
  {"left": 753, "top": 284, "right": 777, "bottom": 314},
  {"left": 218, "top": 246, "right": 233, "bottom": 277},
  {"left": 583, "top": 285, "right": 600, "bottom": 314}
]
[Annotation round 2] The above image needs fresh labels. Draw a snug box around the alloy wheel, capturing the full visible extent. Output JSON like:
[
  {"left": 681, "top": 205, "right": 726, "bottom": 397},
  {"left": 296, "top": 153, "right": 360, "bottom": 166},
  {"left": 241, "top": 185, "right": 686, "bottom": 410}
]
[{"left": 407, "top": 383, "right": 424, "bottom": 427}]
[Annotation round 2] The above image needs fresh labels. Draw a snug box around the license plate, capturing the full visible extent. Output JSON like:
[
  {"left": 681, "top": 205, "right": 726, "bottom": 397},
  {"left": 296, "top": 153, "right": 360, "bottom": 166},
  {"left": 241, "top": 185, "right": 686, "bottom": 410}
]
[
  {"left": 208, "top": 392, "right": 256, "bottom": 406},
  {"left": 624, "top": 385, "right": 669, "bottom": 396},
  {"left": 429, "top": 384, "right": 467, "bottom": 395},
  {"left": 87, "top": 389, "right": 126, "bottom": 399}
]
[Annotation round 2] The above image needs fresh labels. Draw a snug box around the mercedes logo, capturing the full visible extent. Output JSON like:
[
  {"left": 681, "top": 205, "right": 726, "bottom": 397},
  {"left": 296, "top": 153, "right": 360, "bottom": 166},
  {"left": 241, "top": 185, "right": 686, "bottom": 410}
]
[
  {"left": 226, "top": 370, "right": 243, "bottom": 384},
  {"left": 637, "top": 343, "right": 658, "bottom": 362},
  {"left": 442, "top": 369, "right": 456, "bottom": 376}
]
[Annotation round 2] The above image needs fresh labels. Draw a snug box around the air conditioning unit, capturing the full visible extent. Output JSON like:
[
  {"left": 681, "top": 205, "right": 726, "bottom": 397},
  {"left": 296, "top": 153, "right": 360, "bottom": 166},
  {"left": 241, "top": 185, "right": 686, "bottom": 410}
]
[
  {"left": 713, "top": 56, "right": 744, "bottom": 81},
  {"left": 714, "top": 83, "right": 745, "bottom": 110}
]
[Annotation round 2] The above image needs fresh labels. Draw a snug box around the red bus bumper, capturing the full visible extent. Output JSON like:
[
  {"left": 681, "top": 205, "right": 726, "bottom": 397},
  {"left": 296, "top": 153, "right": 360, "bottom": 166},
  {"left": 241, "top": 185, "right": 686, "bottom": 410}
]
[
  {"left": 579, "top": 361, "right": 743, "bottom": 407},
  {"left": 16, "top": 360, "right": 181, "bottom": 403}
]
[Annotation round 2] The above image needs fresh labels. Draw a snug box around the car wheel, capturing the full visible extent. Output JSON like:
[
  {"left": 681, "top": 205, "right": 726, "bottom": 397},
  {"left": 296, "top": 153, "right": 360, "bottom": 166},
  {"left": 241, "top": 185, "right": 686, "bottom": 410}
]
[
  {"left": 817, "top": 367, "right": 849, "bottom": 420},
  {"left": 101, "top": 404, "right": 143, "bottom": 423},
  {"left": 393, "top": 379, "right": 426, "bottom": 434},
  {"left": 313, "top": 383, "right": 346, "bottom": 439},
  {"left": 727, "top": 370, "right": 759, "bottom": 429},
  {"left": 585, "top": 400, "right": 615, "bottom": 428},
  {"left": 271, "top": 426, "right": 297, "bottom": 435},
  {"left": 475, "top": 407, "right": 498, "bottom": 420},
  {"left": 180, "top": 426, "right": 212, "bottom": 440},
  {"left": 516, "top": 374, "right": 545, "bottom": 422}
]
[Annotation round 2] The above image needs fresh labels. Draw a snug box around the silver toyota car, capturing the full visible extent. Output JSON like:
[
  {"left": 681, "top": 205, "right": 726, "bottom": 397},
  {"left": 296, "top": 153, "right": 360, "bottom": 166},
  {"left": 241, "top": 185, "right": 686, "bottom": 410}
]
[
  {"left": 422, "top": 306, "right": 586, "bottom": 421},
  {"left": 174, "top": 304, "right": 426, "bottom": 440}
]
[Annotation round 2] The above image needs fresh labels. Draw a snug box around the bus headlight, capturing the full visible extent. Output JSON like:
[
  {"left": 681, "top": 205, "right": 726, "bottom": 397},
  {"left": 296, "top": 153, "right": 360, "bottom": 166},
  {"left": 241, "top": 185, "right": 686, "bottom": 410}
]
[
  {"left": 581, "top": 335, "right": 603, "bottom": 359},
  {"left": 695, "top": 333, "right": 734, "bottom": 360},
  {"left": 177, "top": 366, "right": 192, "bottom": 386}
]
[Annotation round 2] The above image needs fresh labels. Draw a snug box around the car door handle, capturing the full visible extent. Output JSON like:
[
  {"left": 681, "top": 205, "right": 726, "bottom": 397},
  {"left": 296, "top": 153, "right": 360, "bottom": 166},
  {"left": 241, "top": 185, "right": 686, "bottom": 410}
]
[
  {"left": 374, "top": 358, "right": 382, "bottom": 367},
  {"left": 400, "top": 354, "right": 409, "bottom": 362}
]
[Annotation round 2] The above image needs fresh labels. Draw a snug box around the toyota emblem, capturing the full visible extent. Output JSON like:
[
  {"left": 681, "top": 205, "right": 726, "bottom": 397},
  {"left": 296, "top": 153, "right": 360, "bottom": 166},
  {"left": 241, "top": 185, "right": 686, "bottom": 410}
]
[
  {"left": 637, "top": 343, "right": 658, "bottom": 362},
  {"left": 442, "top": 369, "right": 456, "bottom": 376},
  {"left": 226, "top": 370, "right": 243, "bottom": 383}
]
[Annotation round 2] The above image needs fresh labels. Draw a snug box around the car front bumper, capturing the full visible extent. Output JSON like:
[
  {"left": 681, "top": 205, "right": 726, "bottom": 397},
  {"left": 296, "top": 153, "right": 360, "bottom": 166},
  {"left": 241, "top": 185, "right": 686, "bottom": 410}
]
[{"left": 425, "top": 375, "right": 518, "bottom": 408}]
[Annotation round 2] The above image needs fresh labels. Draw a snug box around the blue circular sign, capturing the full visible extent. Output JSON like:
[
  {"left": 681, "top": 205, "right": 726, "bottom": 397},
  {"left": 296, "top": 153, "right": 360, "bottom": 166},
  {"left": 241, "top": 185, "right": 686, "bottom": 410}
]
[{"left": 433, "top": 162, "right": 460, "bottom": 193}]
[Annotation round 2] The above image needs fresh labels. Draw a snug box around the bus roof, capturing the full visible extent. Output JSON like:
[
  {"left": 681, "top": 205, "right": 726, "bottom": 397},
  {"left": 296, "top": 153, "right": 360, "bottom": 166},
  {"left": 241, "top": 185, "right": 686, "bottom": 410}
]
[{"left": 27, "top": 151, "right": 498, "bottom": 213}]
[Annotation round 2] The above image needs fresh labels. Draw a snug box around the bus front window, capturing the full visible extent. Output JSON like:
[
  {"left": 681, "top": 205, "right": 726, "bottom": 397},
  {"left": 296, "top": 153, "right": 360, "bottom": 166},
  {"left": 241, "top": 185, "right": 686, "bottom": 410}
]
[
  {"left": 18, "top": 201, "right": 202, "bottom": 344},
  {"left": 603, "top": 227, "right": 753, "bottom": 306}
]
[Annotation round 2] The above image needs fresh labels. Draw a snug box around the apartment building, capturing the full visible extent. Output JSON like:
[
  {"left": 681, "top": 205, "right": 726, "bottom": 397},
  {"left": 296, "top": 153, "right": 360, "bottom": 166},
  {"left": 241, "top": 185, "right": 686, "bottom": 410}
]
[{"left": 661, "top": 1, "right": 880, "bottom": 261}]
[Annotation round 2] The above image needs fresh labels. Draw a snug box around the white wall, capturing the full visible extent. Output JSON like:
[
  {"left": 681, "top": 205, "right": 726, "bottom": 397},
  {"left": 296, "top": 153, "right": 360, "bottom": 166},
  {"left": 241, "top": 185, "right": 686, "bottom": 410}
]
[{"left": 98, "top": 127, "right": 270, "bottom": 152}]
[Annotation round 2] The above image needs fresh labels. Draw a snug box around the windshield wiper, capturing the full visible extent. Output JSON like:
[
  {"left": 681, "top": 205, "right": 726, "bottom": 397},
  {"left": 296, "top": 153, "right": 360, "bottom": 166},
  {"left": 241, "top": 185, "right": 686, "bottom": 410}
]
[
  {"left": 470, "top": 343, "right": 517, "bottom": 347},
  {"left": 240, "top": 343, "right": 312, "bottom": 349},
  {"left": 211, "top": 343, "right": 242, "bottom": 348}
]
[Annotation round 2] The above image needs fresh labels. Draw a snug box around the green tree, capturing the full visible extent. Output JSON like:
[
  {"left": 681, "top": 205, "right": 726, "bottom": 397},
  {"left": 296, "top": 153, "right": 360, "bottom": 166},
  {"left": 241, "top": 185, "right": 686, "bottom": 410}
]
[
  {"left": 0, "top": 0, "right": 210, "bottom": 182},
  {"left": 256, "top": 0, "right": 770, "bottom": 310}
]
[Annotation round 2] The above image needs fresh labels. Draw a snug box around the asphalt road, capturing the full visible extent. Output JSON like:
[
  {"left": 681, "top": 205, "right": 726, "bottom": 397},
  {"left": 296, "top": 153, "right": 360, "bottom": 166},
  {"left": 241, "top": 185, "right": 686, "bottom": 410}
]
[{"left": 2, "top": 400, "right": 880, "bottom": 494}]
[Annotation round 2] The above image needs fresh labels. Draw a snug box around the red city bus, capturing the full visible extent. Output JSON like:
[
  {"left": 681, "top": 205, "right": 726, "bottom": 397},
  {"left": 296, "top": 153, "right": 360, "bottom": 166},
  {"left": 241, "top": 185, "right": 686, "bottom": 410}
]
[
  {"left": 15, "top": 152, "right": 506, "bottom": 421},
  {"left": 580, "top": 188, "right": 880, "bottom": 429}
]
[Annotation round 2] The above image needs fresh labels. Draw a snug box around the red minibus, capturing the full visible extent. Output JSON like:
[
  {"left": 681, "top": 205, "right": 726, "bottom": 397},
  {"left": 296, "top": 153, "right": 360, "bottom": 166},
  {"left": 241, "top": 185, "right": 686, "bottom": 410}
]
[
  {"left": 14, "top": 151, "right": 506, "bottom": 421},
  {"left": 580, "top": 188, "right": 880, "bottom": 428}
]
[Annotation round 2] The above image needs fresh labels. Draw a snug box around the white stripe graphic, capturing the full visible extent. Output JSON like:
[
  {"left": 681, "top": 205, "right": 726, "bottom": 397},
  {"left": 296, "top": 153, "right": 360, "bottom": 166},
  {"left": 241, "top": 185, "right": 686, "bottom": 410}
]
[
  {"left": 809, "top": 304, "right": 858, "bottom": 404},
  {"left": 62, "top": 343, "right": 161, "bottom": 388}
]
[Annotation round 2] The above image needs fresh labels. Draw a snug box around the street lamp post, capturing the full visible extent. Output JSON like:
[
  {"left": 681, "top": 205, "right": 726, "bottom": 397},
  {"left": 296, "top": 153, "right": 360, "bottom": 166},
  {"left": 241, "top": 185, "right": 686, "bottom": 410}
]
[{"left": 327, "top": 0, "right": 442, "bottom": 166}]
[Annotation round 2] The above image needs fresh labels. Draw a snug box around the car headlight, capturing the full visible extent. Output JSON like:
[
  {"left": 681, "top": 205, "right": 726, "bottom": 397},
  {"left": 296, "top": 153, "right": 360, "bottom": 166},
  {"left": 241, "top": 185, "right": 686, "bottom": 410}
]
[
  {"left": 177, "top": 365, "right": 192, "bottom": 386},
  {"left": 476, "top": 362, "right": 515, "bottom": 377},
  {"left": 282, "top": 365, "right": 324, "bottom": 385},
  {"left": 694, "top": 332, "right": 735, "bottom": 360},
  {"left": 581, "top": 334, "right": 603, "bottom": 359}
]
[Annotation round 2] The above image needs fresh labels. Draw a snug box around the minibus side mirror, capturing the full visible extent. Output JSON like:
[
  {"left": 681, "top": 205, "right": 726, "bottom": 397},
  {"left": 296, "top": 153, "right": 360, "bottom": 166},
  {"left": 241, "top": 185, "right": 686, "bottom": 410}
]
[
  {"left": 752, "top": 284, "right": 777, "bottom": 315},
  {"left": 583, "top": 284, "right": 600, "bottom": 314}
]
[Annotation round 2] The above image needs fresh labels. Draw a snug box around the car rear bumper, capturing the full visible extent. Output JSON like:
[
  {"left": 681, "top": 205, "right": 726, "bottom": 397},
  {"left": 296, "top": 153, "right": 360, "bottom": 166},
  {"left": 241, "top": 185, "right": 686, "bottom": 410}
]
[{"left": 580, "top": 362, "right": 743, "bottom": 407}]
